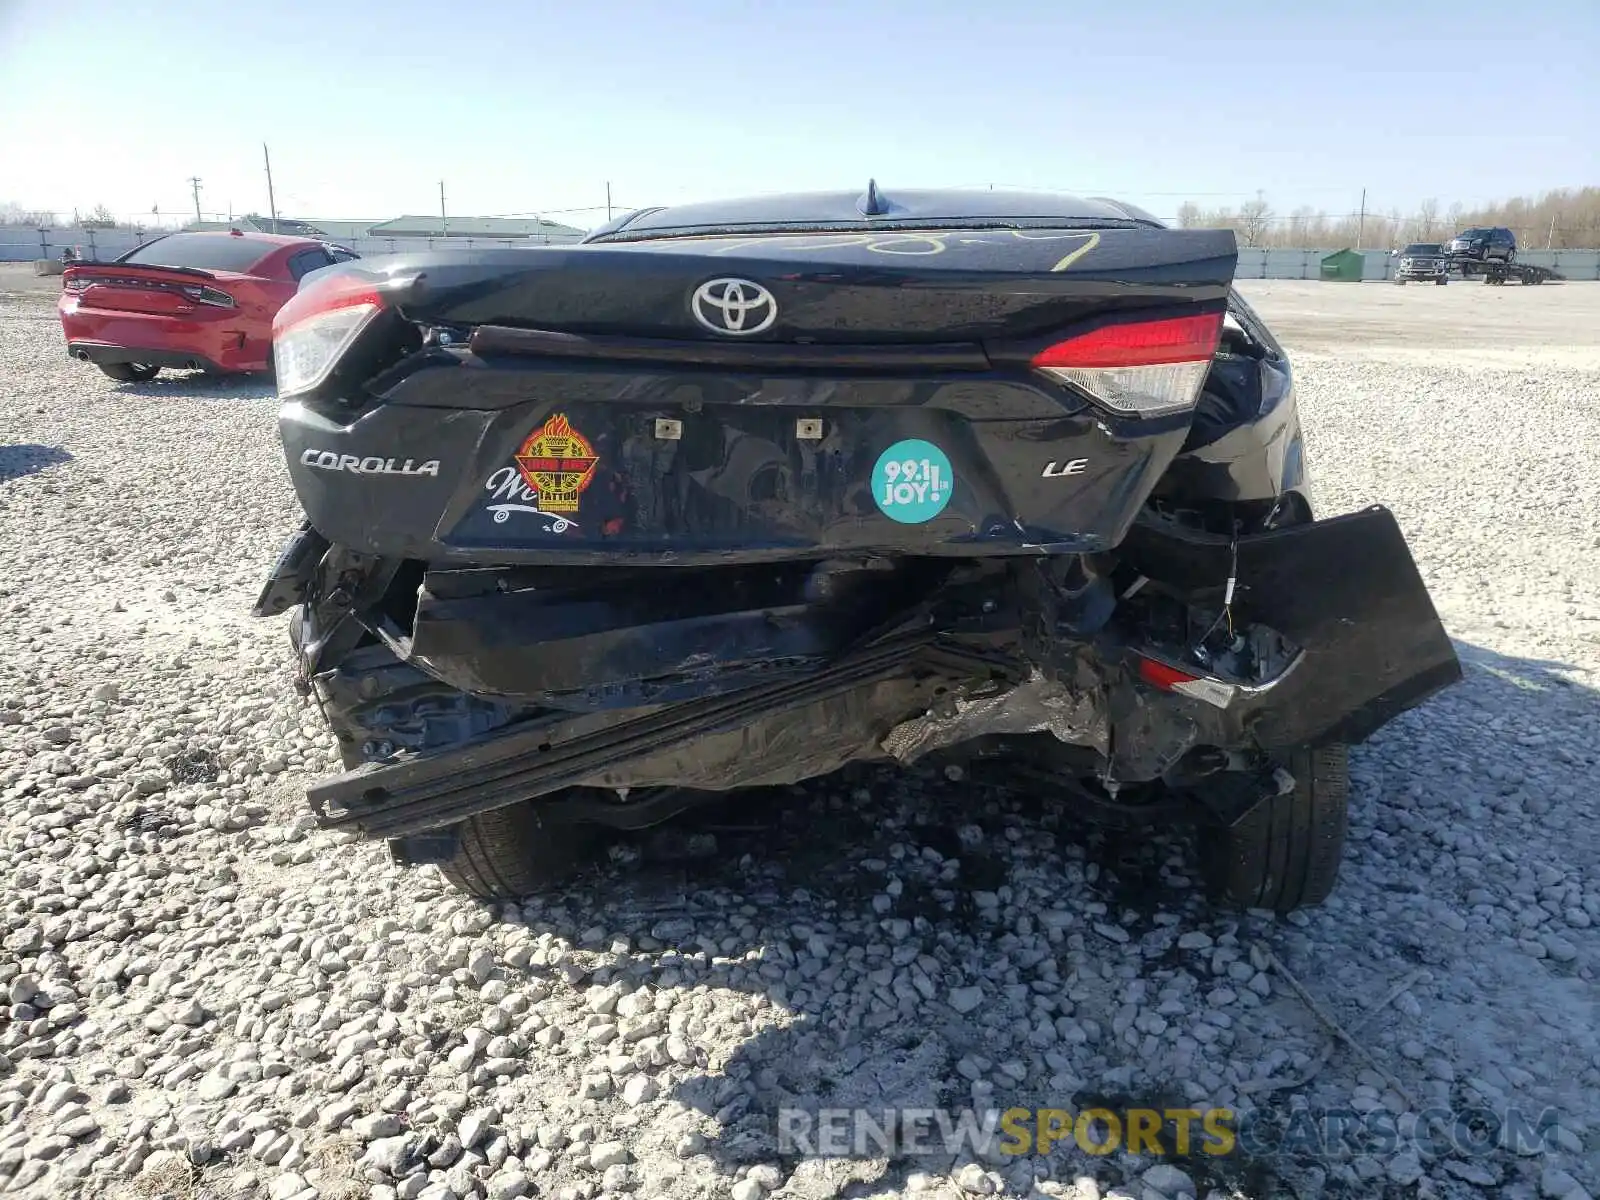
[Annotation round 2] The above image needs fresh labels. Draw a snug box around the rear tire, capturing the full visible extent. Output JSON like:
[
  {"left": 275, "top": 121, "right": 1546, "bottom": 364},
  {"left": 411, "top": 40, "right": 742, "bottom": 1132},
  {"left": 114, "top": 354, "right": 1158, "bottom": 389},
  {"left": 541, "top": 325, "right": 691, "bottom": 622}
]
[
  {"left": 287, "top": 599, "right": 601, "bottom": 900},
  {"left": 438, "top": 803, "right": 598, "bottom": 900},
  {"left": 1197, "top": 745, "right": 1349, "bottom": 913},
  {"left": 98, "top": 362, "right": 159, "bottom": 382}
]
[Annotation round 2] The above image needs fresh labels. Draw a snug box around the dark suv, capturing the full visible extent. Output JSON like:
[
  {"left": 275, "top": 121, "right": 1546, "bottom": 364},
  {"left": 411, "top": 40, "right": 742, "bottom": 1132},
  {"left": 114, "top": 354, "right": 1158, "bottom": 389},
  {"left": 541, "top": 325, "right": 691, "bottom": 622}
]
[{"left": 1447, "top": 226, "right": 1516, "bottom": 263}]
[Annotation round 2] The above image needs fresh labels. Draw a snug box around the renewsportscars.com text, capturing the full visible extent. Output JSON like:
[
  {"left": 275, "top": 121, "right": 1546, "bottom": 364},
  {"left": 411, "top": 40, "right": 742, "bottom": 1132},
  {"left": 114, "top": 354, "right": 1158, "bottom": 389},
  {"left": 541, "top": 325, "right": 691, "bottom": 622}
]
[{"left": 776, "top": 1105, "right": 1569, "bottom": 1161}]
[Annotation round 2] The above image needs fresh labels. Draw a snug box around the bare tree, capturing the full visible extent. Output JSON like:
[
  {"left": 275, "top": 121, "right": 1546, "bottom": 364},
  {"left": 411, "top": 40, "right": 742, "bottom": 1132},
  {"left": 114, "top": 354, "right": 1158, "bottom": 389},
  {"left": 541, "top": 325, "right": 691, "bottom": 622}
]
[
  {"left": 1383, "top": 208, "right": 1404, "bottom": 250},
  {"left": 1171, "top": 186, "right": 1600, "bottom": 251},
  {"left": 1416, "top": 198, "right": 1439, "bottom": 241},
  {"left": 1237, "top": 191, "right": 1272, "bottom": 248},
  {"left": 0, "top": 201, "right": 59, "bottom": 227},
  {"left": 1286, "top": 206, "right": 1316, "bottom": 245},
  {"left": 1448, "top": 186, "right": 1600, "bottom": 249}
]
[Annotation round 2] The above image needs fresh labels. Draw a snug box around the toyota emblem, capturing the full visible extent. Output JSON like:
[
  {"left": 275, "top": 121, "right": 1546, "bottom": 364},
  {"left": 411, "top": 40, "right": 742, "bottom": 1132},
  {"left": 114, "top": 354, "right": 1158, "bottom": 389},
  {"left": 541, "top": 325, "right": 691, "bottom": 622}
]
[{"left": 691, "top": 278, "right": 777, "bottom": 336}]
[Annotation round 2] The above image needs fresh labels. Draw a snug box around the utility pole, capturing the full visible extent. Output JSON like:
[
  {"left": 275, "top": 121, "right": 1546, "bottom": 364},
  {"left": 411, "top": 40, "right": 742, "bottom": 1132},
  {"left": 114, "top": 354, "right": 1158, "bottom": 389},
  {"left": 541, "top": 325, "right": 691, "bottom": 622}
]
[
  {"left": 1356, "top": 188, "right": 1366, "bottom": 250},
  {"left": 606, "top": 182, "right": 613, "bottom": 222},
  {"left": 439, "top": 181, "right": 447, "bottom": 238},
  {"left": 263, "top": 143, "right": 279, "bottom": 234},
  {"left": 189, "top": 177, "right": 203, "bottom": 223},
  {"left": 1547, "top": 213, "right": 1557, "bottom": 249}
]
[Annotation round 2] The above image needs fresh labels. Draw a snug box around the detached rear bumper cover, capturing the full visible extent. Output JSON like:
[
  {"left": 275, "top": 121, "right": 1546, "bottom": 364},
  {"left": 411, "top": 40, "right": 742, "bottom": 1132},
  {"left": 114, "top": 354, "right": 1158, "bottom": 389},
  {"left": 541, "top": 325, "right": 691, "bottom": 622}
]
[
  {"left": 1115, "top": 504, "right": 1461, "bottom": 749},
  {"left": 299, "top": 504, "right": 1459, "bottom": 839}
]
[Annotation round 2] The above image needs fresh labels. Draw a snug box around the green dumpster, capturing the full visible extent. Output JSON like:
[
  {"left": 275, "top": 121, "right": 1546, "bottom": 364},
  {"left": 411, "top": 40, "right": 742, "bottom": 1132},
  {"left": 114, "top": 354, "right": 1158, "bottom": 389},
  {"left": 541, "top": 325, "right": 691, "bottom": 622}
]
[{"left": 1319, "top": 249, "right": 1364, "bottom": 282}]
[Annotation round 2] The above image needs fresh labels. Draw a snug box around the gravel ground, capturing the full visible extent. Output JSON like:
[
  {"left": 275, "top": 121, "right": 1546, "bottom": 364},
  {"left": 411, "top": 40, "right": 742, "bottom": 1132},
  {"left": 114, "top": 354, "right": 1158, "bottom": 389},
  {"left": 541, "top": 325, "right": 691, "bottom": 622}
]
[{"left": 2, "top": 278, "right": 1598, "bottom": 1200}]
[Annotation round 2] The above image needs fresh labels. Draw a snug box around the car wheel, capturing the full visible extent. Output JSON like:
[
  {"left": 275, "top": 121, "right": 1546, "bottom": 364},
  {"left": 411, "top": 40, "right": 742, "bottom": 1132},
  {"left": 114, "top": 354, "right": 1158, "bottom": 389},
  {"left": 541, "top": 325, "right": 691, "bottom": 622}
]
[
  {"left": 97, "top": 362, "right": 160, "bottom": 382},
  {"left": 438, "top": 804, "right": 599, "bottom": 900},
  {"left": 287, "top": 602, "right": 601, "bottom": 900},
  {"left": 1196, "top": 745, "right": 1349, "bottom": 913}
]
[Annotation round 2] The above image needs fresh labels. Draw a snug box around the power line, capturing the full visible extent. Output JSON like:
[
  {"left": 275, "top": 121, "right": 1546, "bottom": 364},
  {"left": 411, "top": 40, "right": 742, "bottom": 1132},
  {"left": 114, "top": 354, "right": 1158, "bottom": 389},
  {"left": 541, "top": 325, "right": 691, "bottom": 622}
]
[
  {"left": 480, "top": 205, "right": 621, "bottom": 217},
  {"left": 944, "top": 183, "right": 1364, "bottom": 197}
]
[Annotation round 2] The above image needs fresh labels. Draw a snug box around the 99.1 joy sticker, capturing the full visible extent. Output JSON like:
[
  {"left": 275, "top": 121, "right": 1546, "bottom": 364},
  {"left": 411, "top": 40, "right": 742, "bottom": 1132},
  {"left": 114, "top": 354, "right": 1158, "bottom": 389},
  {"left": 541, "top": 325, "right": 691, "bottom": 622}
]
[{"left": 871, "top": 439, "right": 953, "bottom": 524}]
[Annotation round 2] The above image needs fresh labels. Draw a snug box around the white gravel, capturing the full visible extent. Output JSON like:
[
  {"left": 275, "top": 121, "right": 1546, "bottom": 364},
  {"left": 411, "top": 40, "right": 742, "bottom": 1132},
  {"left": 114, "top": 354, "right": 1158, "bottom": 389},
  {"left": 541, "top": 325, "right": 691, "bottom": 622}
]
[{"left": 2, "top": 280, "right": 1598, "bottom": 1200}]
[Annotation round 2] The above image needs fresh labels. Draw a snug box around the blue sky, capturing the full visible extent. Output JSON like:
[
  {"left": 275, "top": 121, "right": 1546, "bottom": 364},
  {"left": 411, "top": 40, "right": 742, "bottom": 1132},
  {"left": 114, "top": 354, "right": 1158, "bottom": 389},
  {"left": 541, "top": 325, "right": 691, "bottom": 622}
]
[{"left": 1, "top": 0, "right": 1594, "bottom": 229}]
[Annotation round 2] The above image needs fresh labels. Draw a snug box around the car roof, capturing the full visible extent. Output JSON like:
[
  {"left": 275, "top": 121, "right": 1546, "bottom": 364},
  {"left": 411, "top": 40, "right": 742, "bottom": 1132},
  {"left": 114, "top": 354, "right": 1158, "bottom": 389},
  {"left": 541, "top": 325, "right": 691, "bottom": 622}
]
[
  {"left": 588, "top": 185, "right": 1163, "bottom": 240},
  {"left": 182, "top": 231, "right": 323, "bottom": 247},
  {"left": 117, "top": 230, "right": 334, "bottom": 274}
]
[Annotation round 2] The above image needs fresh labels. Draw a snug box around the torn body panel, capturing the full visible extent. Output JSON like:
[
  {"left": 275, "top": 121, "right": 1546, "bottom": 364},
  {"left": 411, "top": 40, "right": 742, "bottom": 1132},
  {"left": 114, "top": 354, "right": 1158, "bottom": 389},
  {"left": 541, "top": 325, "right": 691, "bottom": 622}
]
[{"left": 272, "top": 503, "right": 1459, "bottom": 840}]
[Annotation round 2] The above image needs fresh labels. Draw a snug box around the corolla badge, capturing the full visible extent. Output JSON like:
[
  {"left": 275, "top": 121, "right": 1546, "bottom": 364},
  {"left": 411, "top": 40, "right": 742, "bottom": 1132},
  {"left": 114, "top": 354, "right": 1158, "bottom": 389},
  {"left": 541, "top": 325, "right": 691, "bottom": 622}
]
[{"left": 691, "top": 278, "right": 777, "bottom": 335}]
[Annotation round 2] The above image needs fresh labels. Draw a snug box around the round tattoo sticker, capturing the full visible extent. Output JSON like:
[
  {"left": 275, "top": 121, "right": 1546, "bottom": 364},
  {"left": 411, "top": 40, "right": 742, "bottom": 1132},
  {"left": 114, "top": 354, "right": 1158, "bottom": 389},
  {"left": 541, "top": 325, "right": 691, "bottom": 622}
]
[{"left": 872, "top": 439, "right": 953, "bottom": 524}]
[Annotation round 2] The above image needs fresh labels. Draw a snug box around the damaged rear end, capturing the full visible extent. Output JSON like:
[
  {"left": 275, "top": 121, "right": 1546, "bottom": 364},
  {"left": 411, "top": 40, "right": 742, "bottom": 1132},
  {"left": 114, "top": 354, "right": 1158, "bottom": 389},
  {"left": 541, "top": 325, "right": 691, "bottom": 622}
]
[{"left": 253, "top": 190, "right": 1460, "bottom": 907}]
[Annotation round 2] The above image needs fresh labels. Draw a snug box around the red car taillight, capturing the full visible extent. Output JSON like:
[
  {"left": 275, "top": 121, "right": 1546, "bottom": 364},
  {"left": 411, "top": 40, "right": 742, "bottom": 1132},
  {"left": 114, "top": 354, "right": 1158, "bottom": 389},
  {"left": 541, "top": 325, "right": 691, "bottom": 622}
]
[
  {"left": 180, "top": 284, "right": 236, "bottom": 308},
  {"left": 61, "top": 273, "right": 234, "bottom": 307},
  {"left": 1030, "top": 311, "right": 1224, "bottom": 418},
  {"left": 1138, "top": 656, "right": 1236, "bottom": 709},
  {"left": 272, "top": 274, "right": 386, "bottom": 398}
]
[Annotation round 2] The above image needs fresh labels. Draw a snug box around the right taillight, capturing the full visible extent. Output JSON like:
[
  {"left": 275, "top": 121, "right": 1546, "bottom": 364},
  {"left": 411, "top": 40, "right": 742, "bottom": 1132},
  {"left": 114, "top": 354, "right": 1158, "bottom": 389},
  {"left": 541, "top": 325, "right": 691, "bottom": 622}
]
[
  {"left": 181, "top": 284, "right": 236, "bottom": 308},
  {"left": 1030, "top": 311, "right": 1224, "bottom": 418},
  {"left": 272, "top": 273, "right": 385, "bottom": 397},
  {"left": 1138, "top": 656, "right": 1236, "bottom": 708}
]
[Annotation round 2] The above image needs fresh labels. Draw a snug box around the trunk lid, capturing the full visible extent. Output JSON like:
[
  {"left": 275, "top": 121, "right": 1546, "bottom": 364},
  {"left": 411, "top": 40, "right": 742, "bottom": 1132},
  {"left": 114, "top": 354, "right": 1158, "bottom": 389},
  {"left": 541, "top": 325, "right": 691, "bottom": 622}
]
[
  {"left": 280, "top": 224, "right": 1240, "bottom": 566},
  {"left": 380, "top": 225, "right": 1237, "bottom": 344},
  {"left": 63, "top": 263, "right": 246, "bottom": 315}
]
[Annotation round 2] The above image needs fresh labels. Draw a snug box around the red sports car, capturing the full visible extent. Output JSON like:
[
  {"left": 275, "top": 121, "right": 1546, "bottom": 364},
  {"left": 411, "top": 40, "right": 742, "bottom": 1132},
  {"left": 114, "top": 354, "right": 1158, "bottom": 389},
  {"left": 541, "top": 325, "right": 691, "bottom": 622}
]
[{"left": 59, "top": 230, "right": 359, "bottom": 382}]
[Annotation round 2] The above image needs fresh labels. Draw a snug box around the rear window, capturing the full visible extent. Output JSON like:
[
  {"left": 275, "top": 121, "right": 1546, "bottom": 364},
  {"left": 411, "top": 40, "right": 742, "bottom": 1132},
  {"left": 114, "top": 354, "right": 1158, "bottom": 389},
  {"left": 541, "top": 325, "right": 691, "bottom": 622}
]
[
  {"left": 287, "top": 248, "right": 334, "bottom": 280},
  {"left": 120, "top": 233, "right": 274, "bottom": 272}
]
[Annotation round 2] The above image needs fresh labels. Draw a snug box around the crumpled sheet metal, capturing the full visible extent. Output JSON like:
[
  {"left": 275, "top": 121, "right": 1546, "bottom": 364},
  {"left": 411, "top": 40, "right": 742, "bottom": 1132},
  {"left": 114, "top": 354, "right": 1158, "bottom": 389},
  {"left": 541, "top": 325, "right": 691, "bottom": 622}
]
[{"left": 879, "top": 670, "right": 1108, "bottom": 764}]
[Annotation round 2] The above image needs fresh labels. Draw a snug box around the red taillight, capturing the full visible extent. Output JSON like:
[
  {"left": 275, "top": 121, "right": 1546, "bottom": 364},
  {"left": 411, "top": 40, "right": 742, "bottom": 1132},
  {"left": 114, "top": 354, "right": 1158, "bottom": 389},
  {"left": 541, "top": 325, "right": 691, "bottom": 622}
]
[
  {"left": 180, "top": 284, "right": 236, "bottom": 308},
  {"left": 1030, "top": 311, "right": 1224, "bottom": 418},
  {"left": 272, "top": 272, "right": 387, "bottom": 397},
  {"left": 1032, "top": 312, "right": 1224, "bottom": 370},
  {"left": 273, "top": 273, "right": 385, "bottom": 339},
  {"left": 60, "top": 271, "right": 233, "bottom": 307},
  {"left": 1138, "top": 656, "right": 1237, "bottom": 709},
  {"left": 1138, "top": 658, "right": 1202, "bottom": 690}
]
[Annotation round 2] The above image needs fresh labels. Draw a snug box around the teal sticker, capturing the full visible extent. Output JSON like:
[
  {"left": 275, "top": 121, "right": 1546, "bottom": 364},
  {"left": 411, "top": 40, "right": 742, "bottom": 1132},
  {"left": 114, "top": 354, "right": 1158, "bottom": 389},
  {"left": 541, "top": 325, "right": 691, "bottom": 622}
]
[{"left": 872, "top": 439, "right": 953, "bottom": 524}]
